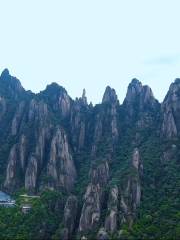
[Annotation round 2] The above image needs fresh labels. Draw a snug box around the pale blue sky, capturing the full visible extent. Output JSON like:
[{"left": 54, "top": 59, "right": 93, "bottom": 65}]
[{"left": 1, "top": 0, "right": 180, "bottom": 103}]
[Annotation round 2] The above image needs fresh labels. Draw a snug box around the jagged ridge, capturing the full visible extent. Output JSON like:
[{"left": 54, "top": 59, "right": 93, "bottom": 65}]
[{"left": 0, "top": 69, "right": 179, "bottom": 239}]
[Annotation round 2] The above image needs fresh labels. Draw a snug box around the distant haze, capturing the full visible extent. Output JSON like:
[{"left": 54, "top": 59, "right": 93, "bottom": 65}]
[{"left": 1, "top": 0, "right": 180, "bottom": 103}]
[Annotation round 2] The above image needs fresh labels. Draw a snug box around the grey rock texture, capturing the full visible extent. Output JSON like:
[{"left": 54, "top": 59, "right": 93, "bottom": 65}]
[
  {"left": 78, "top": 162, "right": 109, "bottom": 233},
  {"left": 11, "top": 101, "right": 25, "bottom": 135},
  {"left": 102, "top": 86, "right": 118, "bottom": 104},
  {"left": 119, "top": 148, "right": 142, "bottom": 228},
  {"left": 162, "top": 78, "right": 180, "bottom": 138},
  {"left": 28, "top": 99, "right": 48, "bottom": 123},
  {"left": 97, "top": 228, "right": 109, "bottom": 240},
  {"left": 47, "top": 128, "right": 77, "bottom": 192},
  {"left": 0, "top": 96, "right": 6, "bottom": 121},
  {"left": 25, "top": 155, "right": 38, "bottom": 191},
  {"left": 61, "top": 195, "right": 78, "bottom": 239},
  {"left": 4, "top": 145, "right": 18, "bottom": 190},
  {"left": 0, "top": 69, "right": 180, "bottom": 238},
  {"left": 123, "top": 79, "right": 159, "bottom": 128},
  {"left": 105, "top": 185, "right": 119, "bottom": 234}
]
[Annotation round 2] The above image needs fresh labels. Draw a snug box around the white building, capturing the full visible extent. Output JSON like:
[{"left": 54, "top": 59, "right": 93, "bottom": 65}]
[{"left": 0, "top": 191, "right": 16, "bottom": 207}]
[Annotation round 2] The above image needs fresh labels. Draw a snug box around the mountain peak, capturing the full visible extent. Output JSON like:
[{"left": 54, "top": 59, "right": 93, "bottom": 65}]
[
  {"left": 0, "top": 70, "right": 179, "bottom": 239},
  {"left": 174, "top": 78, "right": 180, "bottom": 84},
  {"left": 131, "top": 78, "right": 142, "bottom": 86},
  {"left": 164, "top": 78, "right": 180, "bottom": 103},
  {"left": 0, "top": 69, "right": 24, "bottom": 99},
  {"left": 81, "top": 88, "right": 87, "bottom": 104},
  {"left": 41, "top": 82, "right": 68, "bottom": 97},
  {"left": 0, "top": 68, "right": 10, "bottom": 78},
  {"left": 102, "top": 86, "right": 118, "bottom": 104},
  {"left": 162, "top": 79, "right": 180, "bottom": 138},
  {"left": 129, "top": 78, "right": 142, "bottom": 91},
  {"left": 124, "top": 79, "right": 142, "bottom": 104},
  {"left": 123, "top": 79, "right": 158, "bottom": 113}
]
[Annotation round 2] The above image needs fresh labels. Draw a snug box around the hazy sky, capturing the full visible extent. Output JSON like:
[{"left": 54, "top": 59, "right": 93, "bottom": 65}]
[{"left": 1, "top": 0, "right": 180, "bottom": 103}]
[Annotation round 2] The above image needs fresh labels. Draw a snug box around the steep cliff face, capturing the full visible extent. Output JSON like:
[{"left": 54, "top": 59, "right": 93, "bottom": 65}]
[
  {"left": 78, "top": 162, "right": 109, "bottom": 234},
  {"left": 103, "top": 86, "right": 119, "bottom": 142},
  {"left": 0, "top": 69, "right": 25, "bottom": 99},
  {"left": 162, "top": 78, "right": 180, "bottom": 138},
  {"left": 28, "top": 99, "right": 49, "bottom": 124},
  {"left": 105, "top": 185, "right": 119, "bottom": 234},
  {"left": 39, "top": 83, "right": 72, "bottom": 118},
  {"left": 102, "top": 86, "right": 118, "bottom": 105},
  {"left": 0, "top": 96, "right": 6, "bottom": 121},
  {"left": 4, "top": 134, "right": 28, "bottom": 191},
  {"left": 61, "top": 195, "right": 78, "bottom": 240},
  {"left": 11, "top": 101, "right": 26, "bottom": 135},
  {"left": 124, "top": 79, "right": 142, "bottom": 105},
  {"left": 47, "top": 128, "right": 77, "bottom": 192},
  {"left": 0, "top": 69, "right": 180, "bottom": 239},
  {"left": 70, "top": 90, "right": 90, "bottom": 151},
  {"left": 25, "top": 155, "right": 38, "bottom": 191},
  {"left": 91, "top": 87, "right": 119, "bottom": 160},
  {"left": 119, "top": 148, "right": 143, "bottom": 228},
  {"left": 124, "top": 79, "right": 157, "bottom": 108},
  {"left": 123, "top": 79, "right": 160, "bottom": 130},
  {"left": 4, "top": 144, "right": 19, "bottom": 190}
]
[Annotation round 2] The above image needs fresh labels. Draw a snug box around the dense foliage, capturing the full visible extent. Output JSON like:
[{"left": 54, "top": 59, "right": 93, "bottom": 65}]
[{"left": 0, "top": 190, "right": 65, "bottom": 240}]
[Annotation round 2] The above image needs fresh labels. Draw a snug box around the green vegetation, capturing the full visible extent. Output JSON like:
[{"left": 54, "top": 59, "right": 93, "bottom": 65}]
[
  {"left": 0, "top": 190, "right": 65, "bottom": 240},
  {"left": 0, "top": 71, "right": 179, "bottom": 239},
  {"left": 114, "top": 137, "right": 180, "bottom": 240}
]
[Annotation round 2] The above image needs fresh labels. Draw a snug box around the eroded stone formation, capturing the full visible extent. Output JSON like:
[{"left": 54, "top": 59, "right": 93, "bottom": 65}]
[{"left": 0, "top": 69, "right": 179, "bottom": 239}]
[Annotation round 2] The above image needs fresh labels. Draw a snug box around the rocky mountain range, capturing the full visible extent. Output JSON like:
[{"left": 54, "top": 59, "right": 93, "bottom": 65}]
[{"left": 0, "top": 69, "right": 179, "bottom": 239}]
